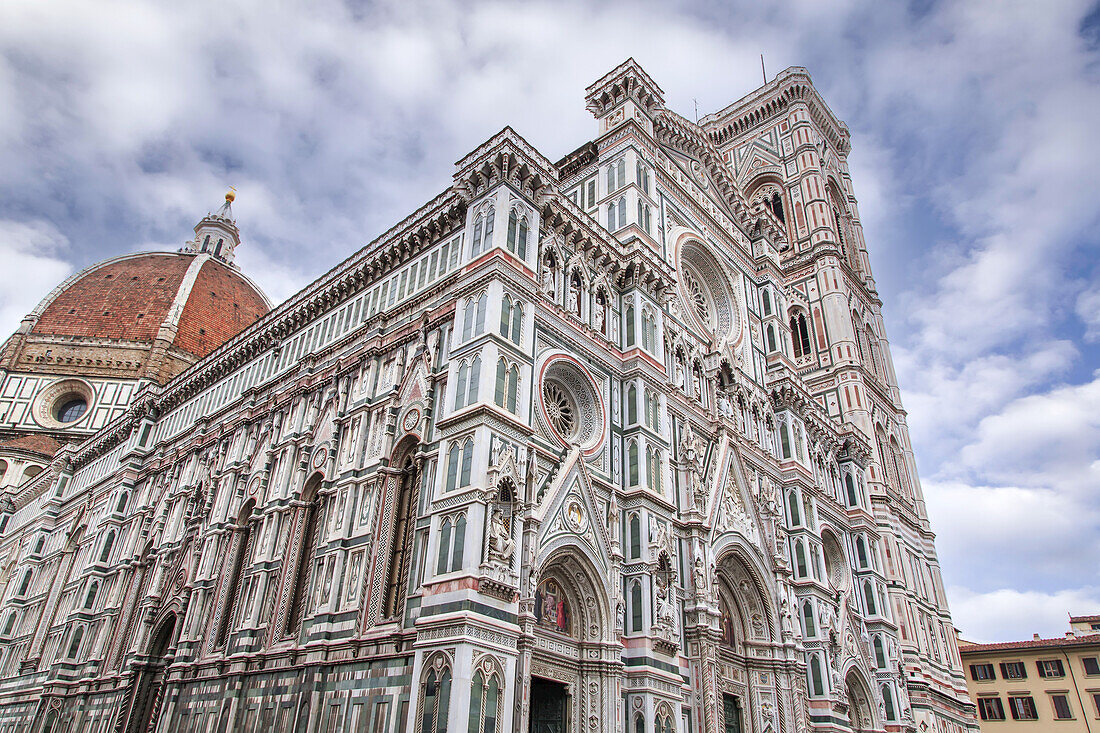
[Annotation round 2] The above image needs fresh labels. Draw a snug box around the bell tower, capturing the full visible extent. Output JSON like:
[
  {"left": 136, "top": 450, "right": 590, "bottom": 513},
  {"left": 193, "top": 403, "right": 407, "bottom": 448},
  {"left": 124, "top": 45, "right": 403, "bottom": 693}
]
[{"left": 183, "top": 190, "right": 241, "bottom": 265}]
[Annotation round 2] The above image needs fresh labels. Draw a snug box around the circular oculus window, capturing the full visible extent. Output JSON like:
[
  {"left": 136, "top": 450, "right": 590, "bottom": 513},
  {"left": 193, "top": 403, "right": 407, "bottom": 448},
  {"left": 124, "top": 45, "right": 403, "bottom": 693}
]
[
  {"left": 32, "top": 378, "right": 95, "bottom": 429},
  {"left": 538, "top": 358, "right": 604, "bottom": 453},
  {"left": 678, "top": 242, "right": 741, "bottom": 343}
]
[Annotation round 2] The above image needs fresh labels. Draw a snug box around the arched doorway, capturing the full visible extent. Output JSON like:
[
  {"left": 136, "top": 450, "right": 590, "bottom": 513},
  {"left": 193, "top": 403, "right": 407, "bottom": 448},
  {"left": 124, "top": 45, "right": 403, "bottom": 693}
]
[
  {"left": 712, "top": 548, "right": 782, "bottom": 733},
  {"left": 526, "top": 549, "right": 612, "bottom": 733},
  {"left": 126, "top": 614, "right": 177, "bottom": 733},
  {"left": 845, "top": 670, "right": 876, "bottom": 733}
]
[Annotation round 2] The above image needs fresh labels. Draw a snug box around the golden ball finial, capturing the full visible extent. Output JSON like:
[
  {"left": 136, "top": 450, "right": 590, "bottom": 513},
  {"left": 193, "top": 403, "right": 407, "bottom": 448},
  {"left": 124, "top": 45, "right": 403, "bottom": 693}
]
[{"left": 225, "top": 189, "right": 236, "bottom": 203}]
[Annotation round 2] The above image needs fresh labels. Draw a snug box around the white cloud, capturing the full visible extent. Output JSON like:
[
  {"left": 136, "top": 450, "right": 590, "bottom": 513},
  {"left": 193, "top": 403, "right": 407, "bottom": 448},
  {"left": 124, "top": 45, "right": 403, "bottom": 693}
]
[
  {"left": 1077, "top": 285, "right": 1100, "bottom": 342},
  {"left": 0, "top": 220, "right": 72, "bottom": 336},
  {"left": 951, "top": 586, "right": 1100, "bottom": 644}
]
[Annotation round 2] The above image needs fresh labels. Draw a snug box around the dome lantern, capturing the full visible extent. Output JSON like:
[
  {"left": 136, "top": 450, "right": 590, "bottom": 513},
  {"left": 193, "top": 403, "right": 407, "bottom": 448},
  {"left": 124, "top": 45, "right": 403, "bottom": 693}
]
[{"left": 182, "top": 190, "right": 242, "bottom": 265}]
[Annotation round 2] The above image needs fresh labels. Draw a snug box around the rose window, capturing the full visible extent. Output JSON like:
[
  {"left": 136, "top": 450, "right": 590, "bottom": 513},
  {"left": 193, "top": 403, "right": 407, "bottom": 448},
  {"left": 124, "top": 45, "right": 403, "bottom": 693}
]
[
  {"left": 539, "top": 358, "right": 605, "bottom": 452},
  {"left": 543, "top": 381, "right": 577, "bottom": 439},
  {"left": 683, "top": 270, "right": 710, "bottom": 325}
]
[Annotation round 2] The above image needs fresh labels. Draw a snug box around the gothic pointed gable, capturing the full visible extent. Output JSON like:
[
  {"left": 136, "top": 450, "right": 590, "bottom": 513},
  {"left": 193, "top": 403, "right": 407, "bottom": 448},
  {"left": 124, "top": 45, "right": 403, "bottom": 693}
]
[
  {"left": 709, "top": 441, "right": 763, "bottom": 545},
  {"left": 534, "top": 450, "right": 611, "bottom": 575}
]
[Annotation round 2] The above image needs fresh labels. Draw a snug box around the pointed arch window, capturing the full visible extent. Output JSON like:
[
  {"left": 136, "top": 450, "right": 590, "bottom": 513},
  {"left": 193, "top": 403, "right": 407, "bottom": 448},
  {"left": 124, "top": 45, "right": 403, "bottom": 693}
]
[
  {"left": 17, "top": 570, "right": 32, "bottom": 597},
  {"left": 499, "top": 295, "right": 522, "bottom": 344},
  {"left": 779, "top": 421, "right": 792, "bottom": 459},
  {"left": 470, "top": 209, "right": 494, "bottom": 258},
  {"left": 856, "top": 536, "right": 869, "bottom": 568},
  {"left": 790, "top": 312, "right": 811, "bottom": 357},
  {"left": 220, "top": 499, "right": 257, "bottom": 642},
  {"left": 506, "top": 209, "right": 528, "bottom": 259},
  {"left": 627, "top": 440, "right": 639, "bottom": 486},
  {"left": 864, "top": 580, "right": 878, "bottom": 616},
  {"left": 625, "top": 304, "right": 636, "bottom": 347},
  {"left": 629, "top": 513, "right": 641, "bottom": 559},
  {"left": 647, "top": 448, "right": 662, "bottom": 493},
  {"left": 787, "top": 490, "right": 801, "bottom": 527},
  {"left": 65, "top": 625, "right": 84, "bottom": 659},
  {"left": 630, "top": 580, "right": 643, "bottom": 632},
  {"left": 99, "top": 530, "right": 115, "bottom": 563},
  {"left": 766, "top": 324, "right": 777, "bottom": 352},
  {"left": 436, "top": 513, "right": 466, "bottom": 575},
  {"left": 421, "top": 665, "right": 452, "bottom": 733},
  {"left": 84, "top": 581, "right": 99, "bottom": 609},
  {"left": 468, "top": 668, "right": 501, "bottom": 733},
  {"left": 384, "top": 459, "right": 418, "bottom": 619},
  {"left": 627, "top": 384, "right": 638, "bottom": 424},
  {"left": 762, "top": 288, "right": 772, "bottom": 315},
  {"left": 794, "top": 539, "right": 808, "bottom": 578},
  {"left": 845, "top": 473, "right": 859, "bottom": 507},
  {"left": 882, "top": 684, "right": 897, "bottom": 721},
  {"left": 874, "top": 635, "right": 887, "bottom": 668},
  {"left": 445, "top": 438, "right": 474, "bottom": 492},
  {"left": 809, "top": 654, "right": 825, "bottom": 696},
  {"left": 644, "top": 389, "right": 658, "bottom": 430},
  {"left": 802, "top": 600, "right": 816, "bottom": 638},
  {"left": 1, "top": 613, "right": 14, "bottom": 636}
]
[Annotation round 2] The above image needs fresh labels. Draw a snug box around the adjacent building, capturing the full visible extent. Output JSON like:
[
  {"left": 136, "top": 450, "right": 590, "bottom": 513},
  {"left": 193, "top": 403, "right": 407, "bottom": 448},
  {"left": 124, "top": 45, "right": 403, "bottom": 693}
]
[
  {"left": 0, "top": 61, "right": 976, "bottom": 732},
  {"left": 960, "top": 616, "right": 1100, "bottom": 729}
]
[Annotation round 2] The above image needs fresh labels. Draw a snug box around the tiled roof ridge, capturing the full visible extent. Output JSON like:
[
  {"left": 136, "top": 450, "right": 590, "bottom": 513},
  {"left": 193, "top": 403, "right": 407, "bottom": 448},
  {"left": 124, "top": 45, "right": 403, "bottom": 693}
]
[{"left": 960, "top": 632, "right": 1100, "bottom": 653}]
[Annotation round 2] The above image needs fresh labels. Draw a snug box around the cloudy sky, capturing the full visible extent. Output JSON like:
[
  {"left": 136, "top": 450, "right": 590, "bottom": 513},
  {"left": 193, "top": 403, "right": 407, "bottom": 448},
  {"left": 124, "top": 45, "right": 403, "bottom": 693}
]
[{"left": 1, "top": 0, "right": 1098, "bottom": 642}]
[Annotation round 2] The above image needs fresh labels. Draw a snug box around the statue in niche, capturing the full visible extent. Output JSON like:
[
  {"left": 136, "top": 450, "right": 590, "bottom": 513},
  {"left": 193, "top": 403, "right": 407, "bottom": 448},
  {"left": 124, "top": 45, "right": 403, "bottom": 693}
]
[
  {"left": 542, "top": 263, "right": 556, "bottom": 298},
  {"left": 593, "top": 301, "right": 605, "bottom": 334},
  {"left": 487, "top": 505, "right": 515, "bottom": 563}
]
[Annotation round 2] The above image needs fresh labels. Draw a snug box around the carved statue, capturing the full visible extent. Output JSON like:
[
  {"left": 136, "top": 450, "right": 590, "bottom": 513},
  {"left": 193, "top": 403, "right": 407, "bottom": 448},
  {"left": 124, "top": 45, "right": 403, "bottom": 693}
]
[
  {"left": 593, "top": 303, "right": 605, "bottom": 334},
  {"left": 692, "top": 554, "right": 708, "bottom": 599},
  {"left": 487, "top": 506, "right": 515, "bottom": 563}
]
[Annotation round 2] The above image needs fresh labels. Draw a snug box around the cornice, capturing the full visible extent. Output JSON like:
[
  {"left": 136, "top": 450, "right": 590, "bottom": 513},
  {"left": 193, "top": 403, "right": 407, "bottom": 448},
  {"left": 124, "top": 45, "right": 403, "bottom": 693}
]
[{"left": 700, "top": 67, "right": 851, "bottom": 155}]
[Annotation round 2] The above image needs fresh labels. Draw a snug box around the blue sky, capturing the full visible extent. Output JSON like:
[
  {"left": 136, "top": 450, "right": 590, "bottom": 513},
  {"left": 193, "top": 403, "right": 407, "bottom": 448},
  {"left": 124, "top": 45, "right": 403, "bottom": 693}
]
[{"left": 1, "top": 0, "right": 1098, "bottom": 643}]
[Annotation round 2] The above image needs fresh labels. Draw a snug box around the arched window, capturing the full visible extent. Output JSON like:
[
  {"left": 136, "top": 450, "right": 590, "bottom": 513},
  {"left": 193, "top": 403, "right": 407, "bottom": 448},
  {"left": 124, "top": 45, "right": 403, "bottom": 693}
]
[
  {"left": 616, "top": 196, "right": 627, "bottom": 230},
  {"left": 607, "top": 200, "right": 618, "bottom": 230},
  {"left": 506, "top": 209, "right": 528, "bottom": 259},
  {"left": 506, "top": 366, "right": 519, "bottom": 413},
  {"left": 627, "top": 384, "right": 638, "bottom": 424},
  {"left": 462, "top": 299, "right": 476, "bottom": 341},
  {"left": 648, "top": 449, "right": 662, "bottom": 493},
  {"left": 436, "top": 517, "right": 452, "bottom": 575},
  {"left": 500, "top": 297, "right": 522, "bottom": 344},
  {"left": 864, "top": 580, "right": 877, "bottom": 616},
  {"left": 17, "top": 570, "right": 32, "bottom": 597},
  {"left": 33, "top": 536, "right": 44, "bottom": 555},
  {"left": 470, "top": 209, "right": 494, "bottom": 258},
  {"left": 779, "top": 422, "right": 792, "bottom": 459},
  {"left": 468, "top": 669, "right": 501, "bottom": 733},
  {"left": 793, "top": 422, "right": 805, "bottom": 461},
  {"left": 421, "top": 665, "right": 452, "bottom": 733},
  {"left": 794, "top": 539, "right": 808, "bottom": 578},
  {"left": 845, "top": 474, "right": 859, "bottom": 507},
  {"left": 882, "top": 684, "right": 896, "bottom": 721},
  {"left": 634, "top": 715, "right": 644, "bottom": 733},
  {"left": 447, "top": 438, "right": 474, "bottom": 491},
  {"left": 636, "top": 160, "right": 650, "bottom": 195},
  {"left": 467, "top": 356, "right": 481, "bottom": 405},
  {"left": 627, "top": 440, "right": 639, "bottom": 486},
  {"left": 630, "top": 580, "right": 643, "bottom": 632},
  {"left": 499, "top": 295, "right": 512, "bottom": 338},
  {"left": 219, "top": 498, "right": 256, "bottom": 644},
  {"left": 787, "top": 490, "right": 801, "bottom": 526},
  {"left": 874, "top": 635, "right": 886, "bottom": 668},
  {"left": 451, "top": 514, "right": 466, "bottom": 571},
  {"left": 455, "top": 361, "right": 469, "bottom": 411},
  {"left": 99, "top": 531, "right": 115, "bottom": 563},
  {"left": 625, "top": 304, "right": 635, "bottom": 346},
  {"left": 494, "top": 359, "right": 508, "bottom": 408},
  {"left": 766, "top": 324, "right": 777, "bottom": 352},
  {"left": 762, "top": 288, "right": 772, "bottom": 315},
  {"left": 809, "top": 654, "right": 825, "bottom": 696},
  {"left": 789, "top": 312, "right": 811, "bottom": 358},
  {"left": 115, "top": 491, "right": 129, "bottom": 514},
  {"left": 475, "top": 294, "right": 487, "bottom": 335},
  {"left": 65, "top": 626, "right": 84, "bottom": 659},
  {"left": 384, "top": 458, "right": 418, "bottom": 618},
  {"left": 802, "top": 601, "right": 816, "bottom": 638},
  {"left": 856, "top": 536, "right": 869, "bottom": 568},
  {"left": 629, "top": 514, "right": 641, "bottom": 559},
  {"left": 645, "top": 390, "right": 658, "bottom": 430},
  {"left": 84, "top": 581, "right": 99, "bottom": 609},
  {"left": 1, "top": 613, "right": 14, "bottom": 636}
]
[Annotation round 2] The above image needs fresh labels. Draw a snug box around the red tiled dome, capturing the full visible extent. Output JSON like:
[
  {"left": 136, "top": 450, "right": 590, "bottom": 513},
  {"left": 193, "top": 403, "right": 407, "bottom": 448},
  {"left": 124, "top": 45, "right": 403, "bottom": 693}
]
[{"left": 32, "top": 252, "right": 269, "bottom": 361}]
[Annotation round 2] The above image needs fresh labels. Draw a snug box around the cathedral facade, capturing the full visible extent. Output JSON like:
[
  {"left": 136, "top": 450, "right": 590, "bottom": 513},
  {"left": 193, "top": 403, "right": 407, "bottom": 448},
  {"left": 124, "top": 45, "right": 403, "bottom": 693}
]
[{"left": 0, "top": 61, "right": 976, "bottom": 733}]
